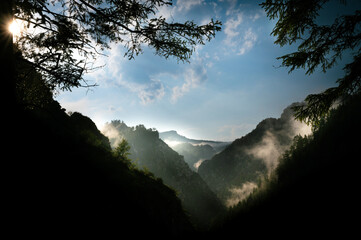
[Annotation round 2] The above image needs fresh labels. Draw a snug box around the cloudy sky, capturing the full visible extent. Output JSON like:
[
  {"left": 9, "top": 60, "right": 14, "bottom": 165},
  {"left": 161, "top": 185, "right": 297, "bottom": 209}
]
[{"left": 56, "top": 0, "right": 357, "bottom": 141}]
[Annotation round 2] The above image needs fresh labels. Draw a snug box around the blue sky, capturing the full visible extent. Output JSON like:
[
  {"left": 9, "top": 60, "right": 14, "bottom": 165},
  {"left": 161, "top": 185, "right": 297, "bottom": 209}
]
[{"left": 56, "top": 0, "right": 357, "bottom": 141}]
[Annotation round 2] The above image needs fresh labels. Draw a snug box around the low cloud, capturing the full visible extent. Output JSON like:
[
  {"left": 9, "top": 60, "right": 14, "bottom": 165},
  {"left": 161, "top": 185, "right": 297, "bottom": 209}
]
[
  {"left": 193, "top": 159, "right": 206, "bottom": 170},
  {"left": 102, "top": 123, "right": 122, "bottom": 148},
  {"left": 246, "top": 131, "right": 286, "bottom": 174},
  {"left": 226, "top": 182, "right": 258, "bottom": 207},
  {"left": 290, "top": 118, "right": 312, "bottom": 137},
  {"left": 246, "top": 106, "right": 312, "bottom": 175},
  {"left": 164, "top": 140, "right": 183, "bottom": 148}
]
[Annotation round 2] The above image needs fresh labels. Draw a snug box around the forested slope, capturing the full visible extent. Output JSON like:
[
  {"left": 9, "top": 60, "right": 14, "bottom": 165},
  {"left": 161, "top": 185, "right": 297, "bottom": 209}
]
[
  {"left": 198, "top": 103, "right": 310, "bottom": 204},
  {"left": 210, "top": 94, "right": 361, "bottom": 237},
  {"left": 6, "top": 100, "right": 193, "bottom": 237},
  {"left": 104, "top": 121, "right": 226, "bottom": 229}
]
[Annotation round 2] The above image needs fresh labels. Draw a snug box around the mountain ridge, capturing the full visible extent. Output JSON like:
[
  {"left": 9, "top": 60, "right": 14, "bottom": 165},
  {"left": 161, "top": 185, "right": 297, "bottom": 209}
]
[
  {"left": 209, "top": 94, "right": 361, "bottom": 238},
  {"left": 159, "top": 130, "right": 230, "bottom": 171},
  {"left": 8, "top": 102, "right": 194, "bottom": 236},
  {"left": 198, "top": 103, "right": 311, "bottom": 205},
  {"left": 160, "top": 130, "right": 231, "bottom": 148},
  {"left": 103, "top": 121, "right": 226, "bottom": 229}
]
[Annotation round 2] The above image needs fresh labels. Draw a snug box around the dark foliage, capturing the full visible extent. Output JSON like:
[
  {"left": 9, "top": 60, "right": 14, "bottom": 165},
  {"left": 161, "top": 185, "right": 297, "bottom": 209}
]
[
  {"left": 11, "top": 0, "right": 221, "bottom": 91},
  {"left": 261, "top": 0, "right": 361, "bottom": 124},
  {"left": 106, "top": 121, "right": 226, "bottom": 230},
  {"left": 210, "top": 93, "right": 361, "bottom": 237},
  {"left": 198, "top": 103, "right": 303, "bottom": 203},
  {"left": 4, "top": 71, "right": 194, "bottom": 236}
]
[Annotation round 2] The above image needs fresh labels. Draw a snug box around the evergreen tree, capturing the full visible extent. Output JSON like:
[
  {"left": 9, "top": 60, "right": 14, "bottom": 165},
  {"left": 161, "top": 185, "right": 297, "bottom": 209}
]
[
  {"left": 260, "top": 0, "right": 361, "bottom": 125},
  {"left": 113, "top": 139, "right": 133, "bottom": 168}
]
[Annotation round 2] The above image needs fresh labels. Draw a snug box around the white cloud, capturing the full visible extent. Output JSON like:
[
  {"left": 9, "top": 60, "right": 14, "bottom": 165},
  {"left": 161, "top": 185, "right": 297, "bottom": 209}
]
[
  {"left": 176, "top": 0, "right": 204, "bottom": 13},
  {"left": 84, "top": 42, "right": 125, "bottom": 86},
  {"left": 224, "top": 12, "right": 243, "bottom": 46},
  {"left": 85, "top": 42, "right": 165, "bottom": 105},
  {"left": 225, "top": 0, "right": 238, "bottom": 16},
  {"left": 154, "top": 3, "right": 175, "bottom": 20},
  {"left": 152, "top": 0, "right": 206, "bottom": 20},
  {"left": 115, "top": 78, "right": 165, "bottom": 105},
  {"left": 238, "top": 28, "right": 257, "bottom": 55},
  {"left": 251, "top": 12, "right": 261, "bottom": 21},
  {"left": 222, "top": 2, "right": 260, "bottom": 56},
  {"left": 250, "top": 9, "right": 266, "bottom": 21},
  {"left": 171, "top": 62, "right": 207, "bottom": 103},
  {"left": 138, "top": 79, "right": 165, "bottom": 105},
  {"left": 223, "top": 11, "right": 257, "bottom": 55}
]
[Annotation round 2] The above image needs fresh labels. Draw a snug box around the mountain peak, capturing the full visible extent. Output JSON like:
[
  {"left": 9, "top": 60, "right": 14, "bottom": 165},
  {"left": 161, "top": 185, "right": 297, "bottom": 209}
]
[
  {"left": 159, "top": 130, "right": 188, "bottom": 142},
  {"left": 164, "top": 130, "right": 179, "bottom": 135}
]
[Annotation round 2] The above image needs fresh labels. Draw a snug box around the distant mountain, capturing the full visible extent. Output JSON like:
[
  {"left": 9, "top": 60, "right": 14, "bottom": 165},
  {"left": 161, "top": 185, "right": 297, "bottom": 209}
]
[
  {"left": 172, "top": 143, "right": 216, "bottom": 171},
  {"left": 103, "top": 121, "right": 226, "bottom": 229},
  {"left": 160, "top": 130, "right": 230, "bottom": 152},
  {"left": 159, "top": 131, "right": 230, "bottom": 171},
  {"left": 159, "top": 130, "right": 189, "bottom": 143},
  {"left": 198, "top": 103, "right": 311, "bottom": 206}
]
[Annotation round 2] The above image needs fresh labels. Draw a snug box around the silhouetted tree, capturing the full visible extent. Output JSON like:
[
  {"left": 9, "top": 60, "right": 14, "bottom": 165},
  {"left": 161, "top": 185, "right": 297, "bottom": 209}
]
[
  {"left": 261, "top": 0, "right": 361, "bottom": 125},
  {"left": 113, "top": 138, "right": 132, "bottom": 167},
  {"left": 2, "top": 0, "right": 221, "bottom": 102}
]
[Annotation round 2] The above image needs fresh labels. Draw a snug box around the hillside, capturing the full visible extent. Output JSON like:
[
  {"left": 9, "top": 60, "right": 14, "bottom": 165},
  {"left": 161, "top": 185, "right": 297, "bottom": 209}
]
[
  {"left": 210, "top": 94, "right": 361, "bottom": 237},
  {"left": 198, "top": 103, "right": 311, "bottom": 205},
  {"left": 6, "top": 101, "right": 193, "bottom": 236},
  {"left": 103, "top": 121, "right": 226, "bottom": 229}
]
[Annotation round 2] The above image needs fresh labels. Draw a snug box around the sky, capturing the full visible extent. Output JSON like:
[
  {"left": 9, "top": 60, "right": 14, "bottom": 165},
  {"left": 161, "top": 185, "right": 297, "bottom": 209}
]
[{"left": 56, "top": 0, "right": 359, "bottom": 141}]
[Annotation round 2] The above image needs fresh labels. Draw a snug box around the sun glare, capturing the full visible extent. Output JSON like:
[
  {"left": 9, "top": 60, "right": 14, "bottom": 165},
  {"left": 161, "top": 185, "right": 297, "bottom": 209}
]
[{"left": 9, "top": 20, "right": 21, "bottom": 36}]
